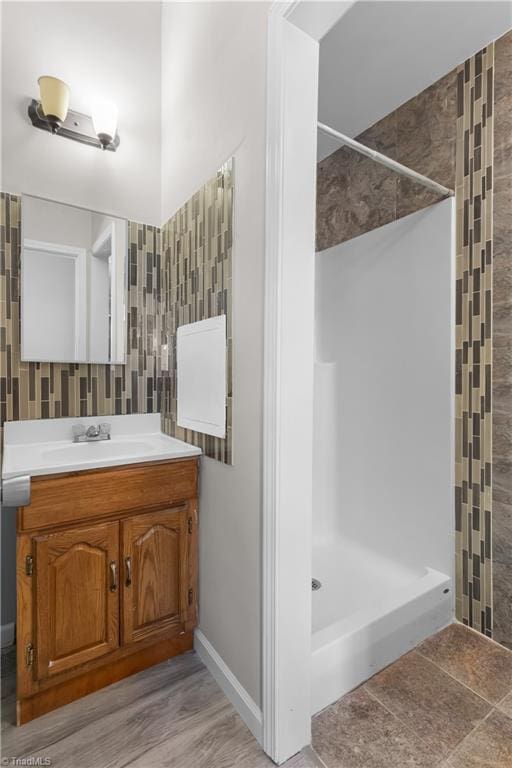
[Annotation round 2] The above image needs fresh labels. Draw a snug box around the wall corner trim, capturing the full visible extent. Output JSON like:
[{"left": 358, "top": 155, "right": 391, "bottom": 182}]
[
  {"left": 263, "top": 5, "right": 319, "bottom": 762},
  {"left": 193, "top": 629, "right": 262, "bottom": 744}
]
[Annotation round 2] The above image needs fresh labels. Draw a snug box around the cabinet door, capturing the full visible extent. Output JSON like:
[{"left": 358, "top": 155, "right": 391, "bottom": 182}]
[
  {"left": 34, "top": 522, "right": 119, "bottom": 680},
  {"left": 121, "top": 507, "right": 190, "bottom": 645}
]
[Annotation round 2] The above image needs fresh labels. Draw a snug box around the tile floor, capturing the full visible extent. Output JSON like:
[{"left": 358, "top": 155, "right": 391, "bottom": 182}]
[
  {"left": 312, "top": 623, "right": 512, "bottom": 768},
  {"left": 1, "top": 623, "right": 511, "bottom": 768}
]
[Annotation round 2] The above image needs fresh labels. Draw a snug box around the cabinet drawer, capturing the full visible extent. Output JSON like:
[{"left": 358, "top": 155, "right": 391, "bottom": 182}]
[{"left": 19, "top": 459, "right": 198, "bottom": 531}]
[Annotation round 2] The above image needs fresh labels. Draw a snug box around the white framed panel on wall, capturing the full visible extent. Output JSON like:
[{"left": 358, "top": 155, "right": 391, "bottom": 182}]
[{"left": 177, "top": 315, "right": 227, "bottom": 438}]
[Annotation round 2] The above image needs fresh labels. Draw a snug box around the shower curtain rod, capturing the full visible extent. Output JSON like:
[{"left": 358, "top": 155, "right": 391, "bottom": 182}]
[{"left": 318, "top": 122, "right": 454, "bottom": 198}]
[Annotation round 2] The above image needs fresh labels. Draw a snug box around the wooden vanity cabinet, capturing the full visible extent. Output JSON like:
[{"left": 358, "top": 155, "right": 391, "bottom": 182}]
[{"left": 16, "top": 457, "right": 199, "bottom": 726}]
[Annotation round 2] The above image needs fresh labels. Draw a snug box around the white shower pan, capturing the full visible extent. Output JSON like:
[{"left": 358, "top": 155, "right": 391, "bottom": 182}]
[{"left": 311, "top": 537, "right": 451, "bottom": 714}]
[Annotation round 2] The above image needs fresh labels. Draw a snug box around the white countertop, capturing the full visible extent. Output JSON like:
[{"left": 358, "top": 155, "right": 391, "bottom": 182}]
[{"left": 2, "top": 414, "right": 201, "bottom": 480}]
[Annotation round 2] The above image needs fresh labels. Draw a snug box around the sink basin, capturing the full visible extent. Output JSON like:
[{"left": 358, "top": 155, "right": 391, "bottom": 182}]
[
  {"left": 42, "top": 440, "right": 154, "bottom": 463},
  {"left": 1, "top": 414, "right": 202, "bottom": 481}
]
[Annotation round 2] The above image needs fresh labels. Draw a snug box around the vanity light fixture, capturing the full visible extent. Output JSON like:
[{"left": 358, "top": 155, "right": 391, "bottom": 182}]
[{"left": 28, "top": 76, "right": 120, "bottom": 152}]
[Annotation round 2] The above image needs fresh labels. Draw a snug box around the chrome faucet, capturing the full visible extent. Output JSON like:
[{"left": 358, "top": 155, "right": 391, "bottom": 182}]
[{"left": 72, "top": 423, "right": 111, "bottom": 443}]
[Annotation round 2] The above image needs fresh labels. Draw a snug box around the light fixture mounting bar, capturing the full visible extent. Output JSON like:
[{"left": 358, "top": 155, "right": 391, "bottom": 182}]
[{"left": 28, "top": 100, "right": 120, "bottom": 152}]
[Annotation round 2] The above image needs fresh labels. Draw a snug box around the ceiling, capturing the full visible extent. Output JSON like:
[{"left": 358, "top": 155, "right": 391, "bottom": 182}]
[{"left": 318, "top": 0, "right": 512, "bottom": 160}]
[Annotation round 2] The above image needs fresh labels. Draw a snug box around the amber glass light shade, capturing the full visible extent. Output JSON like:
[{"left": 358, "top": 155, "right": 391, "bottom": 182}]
[{"left": 38, "top": 76, "right": 70, "bottom": 132}]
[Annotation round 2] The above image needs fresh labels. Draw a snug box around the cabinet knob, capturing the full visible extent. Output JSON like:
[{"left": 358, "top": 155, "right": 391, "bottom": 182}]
[
  {"left": 109, "top": 561, "right": 117, "bottom": 592},
  {"left": 125, "top": 556, "right": 132, "bottom": 587}
]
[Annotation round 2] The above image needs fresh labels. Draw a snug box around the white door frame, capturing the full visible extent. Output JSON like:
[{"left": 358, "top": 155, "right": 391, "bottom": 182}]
[{"left": 262, "top": 3, "right": 354, "bottom": 763}]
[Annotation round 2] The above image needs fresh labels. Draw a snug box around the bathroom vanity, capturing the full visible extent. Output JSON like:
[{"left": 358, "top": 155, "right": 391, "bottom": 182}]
[{"left": 2, "top": 414, "right": 201, "bottom": 725}]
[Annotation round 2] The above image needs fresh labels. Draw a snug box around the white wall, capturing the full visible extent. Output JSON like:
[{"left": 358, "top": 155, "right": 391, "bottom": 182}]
[
  {"left": 90, "top": 215, "right": 114, "bottom": 364},
  {"left": 314, "top": 201, "right": 455, "bottom": 577},
  {"left": 90, "top": 213, "right": 127, "bottom": 363},
  {"left": 22, "top": 196, "right": 91, "bottom": 362},
  {"left": 1, "top": 1, "right": 162, "bottom": 225},
  {"left": 161, "top": 1, "right": 269, "bottom": 708},
  {"left": 22, "top": 195, "right": 92, "bottom": 247},
  {"left": 89, "top": 252, "right": 110, "bottom": 362},
  {"left": 318, "top": 0, "right": 512, "bottom": 159},
  {"left": 23, "top": 246, "right": 78, "bottom": 360}
]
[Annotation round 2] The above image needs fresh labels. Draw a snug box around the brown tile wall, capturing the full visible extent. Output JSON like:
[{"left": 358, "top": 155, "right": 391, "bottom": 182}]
[
  {"left": 316, "top": 70, "right": 457, "bottom": 252},
  {"left": 493, "top": 29, "right": 512, "bottom": 649},
  {"left": 317, "top": 36, "right": 512, "bottom": 645}
]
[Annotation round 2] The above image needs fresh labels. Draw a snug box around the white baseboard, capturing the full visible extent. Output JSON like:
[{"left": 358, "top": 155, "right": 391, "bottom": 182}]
[
  {"left": 1, "top": 622, "right": 15, "bottom": 648},
  {"left": 194, "top": 629, "right": 262, "bottom": 744}
]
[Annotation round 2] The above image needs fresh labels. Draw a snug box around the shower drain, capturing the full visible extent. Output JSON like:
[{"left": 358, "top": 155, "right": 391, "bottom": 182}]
[{"left": 312, "top": 578, "right": 322, "bottom": 591}]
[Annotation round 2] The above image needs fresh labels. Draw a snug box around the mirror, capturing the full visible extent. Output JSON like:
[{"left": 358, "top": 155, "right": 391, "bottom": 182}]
[{"left": 21, "top": 195, "right": 127, "bottom": 364}]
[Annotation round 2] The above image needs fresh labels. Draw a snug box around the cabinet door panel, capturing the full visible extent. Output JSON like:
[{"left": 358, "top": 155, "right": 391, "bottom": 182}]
[
  {"left": 122, "top": 507, "right": 189, "bottom": 645},
  {"left": 34, "top": 522, "right": 119, "bottom": 680}
]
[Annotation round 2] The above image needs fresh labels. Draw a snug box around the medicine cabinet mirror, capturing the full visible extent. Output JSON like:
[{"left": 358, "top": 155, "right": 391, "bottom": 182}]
[{"left": 21, "top": 195, "right": 127, "bottom": 364}]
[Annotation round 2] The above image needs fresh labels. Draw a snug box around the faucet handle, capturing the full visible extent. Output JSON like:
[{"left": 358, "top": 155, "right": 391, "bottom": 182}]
[{"left": 72, "top": 423, "right": 86, "bottom": 438}]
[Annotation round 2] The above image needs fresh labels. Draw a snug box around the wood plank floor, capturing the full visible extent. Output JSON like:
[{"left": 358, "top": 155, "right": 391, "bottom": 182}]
[{"left": 1, "top": 649, "right": 319, "bottom": 768}]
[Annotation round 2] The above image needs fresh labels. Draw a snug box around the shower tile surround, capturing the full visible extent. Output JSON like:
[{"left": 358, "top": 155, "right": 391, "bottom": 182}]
[
  {"left": 317, "top": 33, "right": 512, "bottom": 645},
  {"left": 454, "top": 46, "right": 494, "bottom": 638},
  {"left": 0, "top": 160, "right": 233, "bottom": 465},
  {"left": 160, "top": 160, "right": 233, "bottom": 464},
  {"left": 493, "top": 31, "right": 512, "bottom": 650}
]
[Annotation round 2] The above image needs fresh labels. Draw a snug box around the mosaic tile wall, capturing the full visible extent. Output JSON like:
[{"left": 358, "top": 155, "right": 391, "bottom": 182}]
[
  {"left": 160, "top": 159, "right": 233, "bottom": 465},
  {"left": 0, "top": 162, "right": 233, "bottom": 467},
  {"left": 492, "top": 29, "right": 512, "bottom": 649},
  {"left": 0, "top": 193, "right": 162, "bottom": 453},
  {"left": 454, "top": 44, "right": 494, "bottom": 636}
]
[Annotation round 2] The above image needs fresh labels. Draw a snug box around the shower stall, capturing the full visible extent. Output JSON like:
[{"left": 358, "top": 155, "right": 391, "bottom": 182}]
[{"left": 312, "top": 198, "right": 455, "bottom": 714}]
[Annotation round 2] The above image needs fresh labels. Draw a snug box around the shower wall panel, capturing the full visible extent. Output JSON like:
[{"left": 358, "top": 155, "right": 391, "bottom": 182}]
[{"left": 314, "top": 201, "right": 454, "bottom": 579}]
